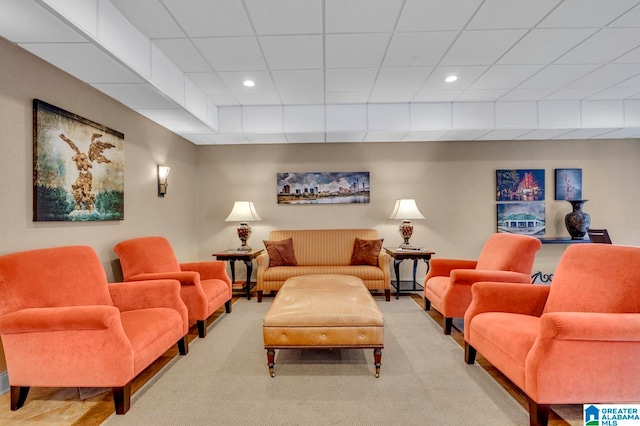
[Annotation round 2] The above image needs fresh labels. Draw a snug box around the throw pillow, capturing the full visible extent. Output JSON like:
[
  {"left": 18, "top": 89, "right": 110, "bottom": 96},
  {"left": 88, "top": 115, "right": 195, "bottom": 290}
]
[
  {"left": 264, "top": 238, "right": 298, "bottom": 267},
  {"left": 350, "top": 237, "right": 383, "bottom": 266}
]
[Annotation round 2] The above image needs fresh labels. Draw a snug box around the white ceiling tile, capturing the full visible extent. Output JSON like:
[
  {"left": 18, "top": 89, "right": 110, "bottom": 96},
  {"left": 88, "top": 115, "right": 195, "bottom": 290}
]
[
  {"left": 162, "top": 0, "right": 252, "bottom": 37},
  {"left": 369, "top": 92, "right": 416, "bottom": 103},
  {"left": 382, "top": 32, "right": 457, "bottom": 67},
  {"left": 154, "top": 39, "right": 211, "bottom": 73},
  {"left": 208, "top": 95, "right": 240, "bottom": 106},
  {"left": 518, "top": 64, "right": 601, "bottom": 89},
  {"left": 280, "top": 93, "right": 325, "bottom": 105},
  {"left": 326, "top": 104, "right": 367, "bottom": 131},
  {"left": 326, "top": 69, "right": 378, "bottom": 92},
  {"left": 440, "top": 30, "right": 528, "bottom": 66},
  {"left": 325, "top": 34, "right": 391, "bottom": 68},
  {"left": 543, "top": 88, "right": 602, "bottom": 101},
  {"left": 495, "top": 102, "right": 538, "bottom": 128},
  {"left": 324, "top": 93, "right": 370, "bottom": 104},
  {"left": 110, "top": 0, "right": 185, "bottom": 38},
  {"left": 440, "top": 130, "right": 492, "bottom": 140},
  {"left": 243, "top": 106, "right": 283, "bottom": 132},
  {"left": 180, "top": 134, "right": 215, "bottom": 145},
  {"left": 326, "top": 131, "right": 366, "bottom": 142},
  {"left": 539, "top": 0, "right": 640, "bottom": 28},
  {"left": 368, "top": 104, "right": 410, "bottom": 131},
  {"left": 411, "top": 103, "right": 452, "bottom": 130},
  {"left": 470, "top": 65, "right": 544, "bottom": 90},
  {"left": 234, "top": 93, "right": 282, "bottom": 105},
  {"left": 272, "top": 70, "right": 324, "bottom": 93},
  {"left": 567, "top": 64, "right": 640, "bottom": 89},
  {"left": 244, "top": 133, "right": 288, "bottom": 144},
  {"left": 615, "top": 72, "right": 640, "bottom": 88},
  {"left": 625, "top": 100, "right": 640, "bottom": 126},
  {"left": 538, "top": 101, "right": 581, "bottom": 128},
  {"left": 45, "top": 0, "right": 98, "bottom": 37},
  {"left": 151, "top": 44, "right": 185, "bottom": 104},
  {"left": 598, "top": 128, "right": 640, "bottom": 138},
  {"left": 556, "top": 29, "right": 640, "bottom": 64},
  {"left": 136, "top": 108, "right": 202, "bottom": 126},
  {"left": 21, "top": 43, "right": 142, "bottom": 83},
  {"left": 325, "top": 0, "right": 404, "bottom": 33},
  {"left": 364, "top": 131, "right": 408, "bottom": 142},
  {"left": 412, "top": 91, "right": 462, "bottom": 102},
  {"left": 582, "top": 100, "right": 624, "bottom": 127},
  {"left": 452, "top": 103, "right": 494, "bottom": 129},
  {"left": 477, "top": 129, "right": 534, "bottom": 140},
  {"left": 193, "top": 38, "right": 266, "bottom": 71},
  {"left": 609, "top": 3, "right": 640, "bottom": 27},
  {"left": 219, "top": 106, "right": 242, "bottom": 133},
  {"left": 554, "top": 128, "right": 619, "bottom": 140},
  {"left": 187, "top": 72, "right": 230, "bottom": 95},
  {"left": 498, "top": 29, "right": 597, "bottom": 65},
  {"left": 516, "top": 129, "right": 574, "bottom": 140},
  {"left": 92, "top": 83, "right": 178, "bottom": 109},
  {"left": 467, "top": 0, "right": 561, "bottom": 30},
  {"left": 244, "top": 0, "right": 322, "bottom": 35},
  {"left": 284, "top": 105, "right": 325, "bottom": 132},
  {"left": 166, "top": 123, "right": 214, "bottom": 134},
  {"left": 373, "top": 68, "right": 431, "bottom": 92},
  {"left": 397, "top": 0, "right": 483, "bottom": 31},
  {"left": 456, "top": 90, "right": 508, "bottom": 102},
  {"left": 185, "top": 77, "right": 207, "bottom": 122},
  {"left": 285, "top": 132, "right": 325, "bottom": 143},
  {"left": 421, "top": 66, "right": 489, "bottom": 91},
  {"left": 402, "top": 130, "right": 450, "bottom": 141},
  {"left": 499, "top": 88, "right": 557, "bottom": 101},
  {"left": 587, "top": 87, "right": 640, "bottom": 100},
  {"left": 217, "top": 71, "right": 276, "bottom": 95},
  {"left": 206, "top": 134, "right": 251, "bottom": 145},
  {"left": 615, "top": 46, "right": 640, "bottom": 64},
  {"left": 0, "top": 0, "right": 86, "bottom": 43},
  {"left": 260, "top": 35, "right": 323, "bottom": 70}
]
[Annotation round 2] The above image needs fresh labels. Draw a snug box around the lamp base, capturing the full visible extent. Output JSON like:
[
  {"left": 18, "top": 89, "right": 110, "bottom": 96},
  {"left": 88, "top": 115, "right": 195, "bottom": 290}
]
[
  {"left": 237, "top": 223, "right": 252, "bottom": 252},
  {"left": 398, "top": 220, "right": 414, "bottom": 248}
]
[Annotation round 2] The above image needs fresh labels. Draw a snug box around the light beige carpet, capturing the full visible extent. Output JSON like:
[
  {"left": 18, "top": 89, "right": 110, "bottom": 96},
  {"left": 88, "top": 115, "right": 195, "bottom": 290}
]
[{"left": 104, "top": 297, "right": 531, "bottom": 425}]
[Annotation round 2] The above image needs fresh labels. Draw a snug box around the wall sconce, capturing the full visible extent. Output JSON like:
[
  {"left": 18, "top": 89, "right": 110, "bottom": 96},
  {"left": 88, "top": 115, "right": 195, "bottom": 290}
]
[
  {"left": 389, "top": 199, "right": 425, "bottom": 248},
  {"left": 225, "top": 201, "right": 262, "bottom": 251},
  {"left": 158, "top": 165, "right": 170, "bottom": 197}
]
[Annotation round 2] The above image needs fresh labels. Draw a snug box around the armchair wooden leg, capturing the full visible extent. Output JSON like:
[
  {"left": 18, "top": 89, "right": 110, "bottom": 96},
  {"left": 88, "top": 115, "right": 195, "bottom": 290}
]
[
  {"left": 528, "top": 398, "right": 550, "bottom": 426},
  {"left": 113, "top": 382, "right": 132, "bottom": 415},
  {"left": 443, "top": 317, "right": 453, "bottom": 335},
  {"left": 424, "top": 298, "right": 431, "bottom": 311},
  {"left": 464, "top": 342, "right": 476, "bottom": 364},
  {"left": 257, "top": 290, "right": 263, "bottom": 303},
  {"left": 197, "top": 320, "right": 207, "bottom": 338},
  {"left": 10, "top": 386, "right": 29, "bottom": 411},
  {"left": 385, "top": 289, "right": 390, "bottom": 302},
  {"left": 177, "top": 335, "right": 188, "bottom": 355},
  {"left": 225, "top": 300, "right": 232, "bottom": 313}
]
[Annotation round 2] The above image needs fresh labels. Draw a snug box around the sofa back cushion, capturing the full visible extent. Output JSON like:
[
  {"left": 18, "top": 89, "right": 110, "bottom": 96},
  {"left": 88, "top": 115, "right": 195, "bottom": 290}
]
[
  {"left": 114, "top": 236, "right": 181, "bottom": 278},
  {"left": 268, "top": 229, "right": 380, "bottom": 266},
  {"left": 544, "top": 244, "right": 640, "bottom": 314},
  {"left": 476, "top": 233, "right": 542, "bottom": 273},
  {"left": 0, "top": 246, "right": 113, "bottom": 315}
]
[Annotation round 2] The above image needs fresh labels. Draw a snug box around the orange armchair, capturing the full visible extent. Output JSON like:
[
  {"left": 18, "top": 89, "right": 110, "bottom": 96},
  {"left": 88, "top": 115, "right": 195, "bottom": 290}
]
[
  {"left": 0, "top": 246, "right": 188, "bottom": 415},
  {"left": 464, "top": 244, "right": 640, "bottom": 426},
  {"left": 423, "top": 233, "right": 541, "bottom": 334},
  {"left": 114, "top": 236, "right": 232, "bottom": 338}
]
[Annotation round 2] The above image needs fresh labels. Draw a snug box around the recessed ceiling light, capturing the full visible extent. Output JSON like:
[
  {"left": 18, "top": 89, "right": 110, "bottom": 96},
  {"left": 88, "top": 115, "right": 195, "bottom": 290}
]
[
  {"left": 243, "top": 80, "right": 255, "bottom": 87},
  {"left": 445, "top": 75, "right": 458, "bottom": 83}
]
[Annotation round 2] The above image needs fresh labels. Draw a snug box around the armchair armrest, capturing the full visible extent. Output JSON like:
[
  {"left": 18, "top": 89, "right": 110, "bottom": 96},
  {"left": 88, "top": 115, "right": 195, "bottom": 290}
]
[
  {"left": 124, "top": 271, "right": 199, "bottom": 286},
  {"left": 109, "top": 280, "right": 187, "bottom": 315},
  {"left": 181, "top": 261, "right": 231, "bottom": 285},
  {"left": 540, "top": 312, "right": 640, "bottom": 342},
  {"left": 0, "top": 306, "right": 120, "bottom": 333},
  {"left": 451, "top": 269, "right": 531, "bottom": 285},
  {"left": 426, "top": 258, "right": 477, "bottom": 280}
]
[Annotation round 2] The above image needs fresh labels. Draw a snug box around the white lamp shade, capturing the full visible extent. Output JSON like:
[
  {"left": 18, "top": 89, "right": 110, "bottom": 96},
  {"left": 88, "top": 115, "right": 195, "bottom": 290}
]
[
  {"left": 389, "top": 199, "right": 425, "bottom": 220},
  {"left": 225, "top": 201, "right": 262, "bottom": 222}
]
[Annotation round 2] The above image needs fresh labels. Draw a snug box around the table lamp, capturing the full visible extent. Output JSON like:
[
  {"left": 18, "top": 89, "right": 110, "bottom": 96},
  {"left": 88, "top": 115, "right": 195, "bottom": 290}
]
[
  {"left": 389, "top": 199, "right": 425, "bottom": 248},
  {"left": 225, "top": 201, "right": 262, "bottom": 251}
]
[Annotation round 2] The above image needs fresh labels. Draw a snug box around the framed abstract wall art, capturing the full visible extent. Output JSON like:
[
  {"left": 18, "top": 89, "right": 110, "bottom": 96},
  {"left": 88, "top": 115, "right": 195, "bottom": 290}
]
[
  {"left": 277, "top": 172, "right": 370, "bottom": 204},
  {"left": 497, "top": 202, "right": 546, "bottom": 236},
  {"left": 496, "top": 169, "right": 545, "bottom": 201},
  {"left": 555, "top": 168, "right": 582, "bottom": 200},
  {"left": 33, "top": 99, "right": 124, "bottom": 221}
]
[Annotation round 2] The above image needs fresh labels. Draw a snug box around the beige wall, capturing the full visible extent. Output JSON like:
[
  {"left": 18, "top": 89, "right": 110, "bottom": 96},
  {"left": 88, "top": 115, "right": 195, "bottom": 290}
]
[
  {"left": 0, "top": 38, "right": 199, "bottom": 374},
  {"left": 197, "top": 140, "right": 640, "bottom": 282}
]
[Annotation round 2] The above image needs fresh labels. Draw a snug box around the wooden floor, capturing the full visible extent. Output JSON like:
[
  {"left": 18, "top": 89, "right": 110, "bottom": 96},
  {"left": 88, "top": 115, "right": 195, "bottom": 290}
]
[{"left": 0, "top": 291, "right": 581, "bottom": 425}]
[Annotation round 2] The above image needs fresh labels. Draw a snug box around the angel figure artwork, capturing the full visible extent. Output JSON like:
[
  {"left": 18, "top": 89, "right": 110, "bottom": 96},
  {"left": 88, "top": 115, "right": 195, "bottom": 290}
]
[{"left": 33, "top": 99, "right": 124, "bottom": 221}]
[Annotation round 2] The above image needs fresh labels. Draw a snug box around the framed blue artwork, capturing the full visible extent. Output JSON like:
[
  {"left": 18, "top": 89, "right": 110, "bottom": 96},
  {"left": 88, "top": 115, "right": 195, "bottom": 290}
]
[{"left": 555, "top": 168, "right": 582, "bottom": 200}]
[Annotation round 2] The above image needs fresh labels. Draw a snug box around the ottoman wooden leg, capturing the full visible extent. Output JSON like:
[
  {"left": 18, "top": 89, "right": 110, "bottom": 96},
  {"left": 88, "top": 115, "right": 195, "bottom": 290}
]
[
  {"left": 373, "top": 348, "right": 382, "bottom": 378},
  {"left": 267, "top": 348, "right": 275, "bottom": 377}
]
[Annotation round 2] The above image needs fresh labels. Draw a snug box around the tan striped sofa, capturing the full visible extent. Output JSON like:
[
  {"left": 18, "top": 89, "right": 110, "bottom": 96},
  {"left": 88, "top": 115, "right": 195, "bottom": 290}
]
[{"left": 256, "top": 229, "right": 391, "bottom": 302}]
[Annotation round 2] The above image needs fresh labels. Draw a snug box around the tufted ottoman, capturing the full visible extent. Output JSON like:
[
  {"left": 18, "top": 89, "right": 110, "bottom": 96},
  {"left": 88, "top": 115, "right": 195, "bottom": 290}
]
[{"left": 263, "top": 274, "right": 384, "bottom": 377}]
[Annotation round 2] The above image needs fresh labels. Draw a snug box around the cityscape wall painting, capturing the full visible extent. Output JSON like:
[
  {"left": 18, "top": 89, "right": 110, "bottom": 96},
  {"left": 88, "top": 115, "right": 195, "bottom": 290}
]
[
  {"left": 555, "top": 168, "right": 582, "bottom": 200},
  {"left": 497, "top": 202, "right": 546, "bottom": 236},
  {"left": 496, "top": 169, "right": 545, "bottom": 201},
  {"left": 277, "top": 172, "right": 370, "bottom": 204},
  {"left": 33, "top": 99, "right": 124, "bottom": 221}
]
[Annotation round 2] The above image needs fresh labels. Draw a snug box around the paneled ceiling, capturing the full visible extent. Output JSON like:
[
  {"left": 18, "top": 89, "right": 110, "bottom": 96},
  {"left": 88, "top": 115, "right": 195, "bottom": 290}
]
[{"left": 2, "top": 0, "right": 640, "bottom": 144}]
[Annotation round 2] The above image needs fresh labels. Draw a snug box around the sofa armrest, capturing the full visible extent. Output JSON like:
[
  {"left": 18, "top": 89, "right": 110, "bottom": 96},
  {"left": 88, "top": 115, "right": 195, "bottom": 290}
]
[
  {"left": 426, "top": 258, "right": 477, "bottom": 280},
  {"left": 180, "top": 261, "right": 231, "bottom": 285},
  {"left": 0, "top": 305, "right": 120, "bottom": 333},
  {"left": 124, "top": 271, "right": 199, "bottom": 286},
  {"left": 451, "top": 269, "right": 531, "bottom": 285}
]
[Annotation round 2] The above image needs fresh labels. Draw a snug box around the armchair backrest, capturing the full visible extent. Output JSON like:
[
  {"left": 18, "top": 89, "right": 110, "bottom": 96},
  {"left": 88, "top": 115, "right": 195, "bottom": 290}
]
[
  {"left": 114, "top": 236, "right": 181, "bottom": 279},
  {"left": 475, "top": 233, "right": 542, "bottom": 273},
  {"left": 544, "top": 244, "right": 640, "bottom": 314},
  {"left": 0, "top": 246, "right": 113, "bottom": 316}
]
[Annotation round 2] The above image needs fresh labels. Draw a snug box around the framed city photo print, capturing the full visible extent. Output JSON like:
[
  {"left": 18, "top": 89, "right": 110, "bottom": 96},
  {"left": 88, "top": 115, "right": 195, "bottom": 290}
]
[{"left": 496, "top": 169, "right": 545, "bottom": 201}]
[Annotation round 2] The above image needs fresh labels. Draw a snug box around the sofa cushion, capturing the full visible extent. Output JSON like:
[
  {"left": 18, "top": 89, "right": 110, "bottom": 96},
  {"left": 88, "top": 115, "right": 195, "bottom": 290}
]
[
  {"left": 264, "top": 238, "right": 298, "bottom": 267},
  {"left": 350, "top": 237, "right": 383, "bottom": 266}
]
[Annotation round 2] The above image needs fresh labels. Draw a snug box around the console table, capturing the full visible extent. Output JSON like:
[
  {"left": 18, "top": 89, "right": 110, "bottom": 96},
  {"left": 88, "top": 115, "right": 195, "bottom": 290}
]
[
  {"left": 212, "top": 249, "right": 263, "bottom": 300},
  {"left": 384, "top": 247, "right": 435, "bottom": 299}
]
